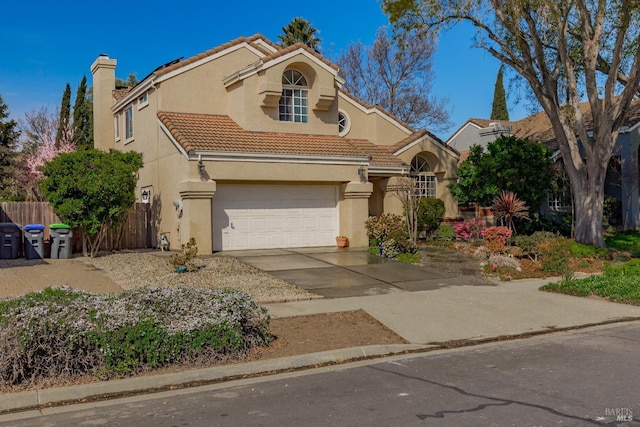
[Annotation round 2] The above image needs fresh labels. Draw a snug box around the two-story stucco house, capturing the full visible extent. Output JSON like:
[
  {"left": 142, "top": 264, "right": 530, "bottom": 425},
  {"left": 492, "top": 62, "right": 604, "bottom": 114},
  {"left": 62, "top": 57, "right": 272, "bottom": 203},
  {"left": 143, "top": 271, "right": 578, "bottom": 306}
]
[{"left": 92, "top": 35, "right": 459, "bottom": 253}]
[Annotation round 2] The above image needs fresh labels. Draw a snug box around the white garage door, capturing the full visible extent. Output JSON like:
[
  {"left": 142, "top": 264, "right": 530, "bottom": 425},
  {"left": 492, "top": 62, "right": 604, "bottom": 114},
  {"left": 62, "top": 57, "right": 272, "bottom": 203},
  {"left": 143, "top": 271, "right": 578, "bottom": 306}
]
[{"left": 213, "top": 184, "right": 339, "bottom": 251}]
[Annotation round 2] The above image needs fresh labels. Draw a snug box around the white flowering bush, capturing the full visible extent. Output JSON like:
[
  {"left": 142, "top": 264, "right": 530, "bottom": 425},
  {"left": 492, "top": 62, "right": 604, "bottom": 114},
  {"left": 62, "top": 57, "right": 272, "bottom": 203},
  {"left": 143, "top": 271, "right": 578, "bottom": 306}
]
[{"left": 0, "top": 286, "right": 270, "bottom": 387}]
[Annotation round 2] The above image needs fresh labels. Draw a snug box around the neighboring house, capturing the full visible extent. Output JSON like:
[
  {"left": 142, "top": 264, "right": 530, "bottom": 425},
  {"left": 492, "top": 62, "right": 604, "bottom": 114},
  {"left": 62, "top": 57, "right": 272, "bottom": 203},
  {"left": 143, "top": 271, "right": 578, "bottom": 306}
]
[
  {"left": 91, "top": 35, "right": 459, "bottom": 253},
  {"left": 446, "top": 105, "right": 640, "bottom": 230}
]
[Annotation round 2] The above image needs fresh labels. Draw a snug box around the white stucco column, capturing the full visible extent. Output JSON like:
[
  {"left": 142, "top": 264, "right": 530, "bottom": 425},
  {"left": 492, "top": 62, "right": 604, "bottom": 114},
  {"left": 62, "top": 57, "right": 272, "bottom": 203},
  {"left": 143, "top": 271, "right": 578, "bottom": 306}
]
[
  {"left": 178, "top": 180, "right": 216, "bottom": 253},
  {"left": 339, "top": 181, "right": 373, "bottom": 247}
]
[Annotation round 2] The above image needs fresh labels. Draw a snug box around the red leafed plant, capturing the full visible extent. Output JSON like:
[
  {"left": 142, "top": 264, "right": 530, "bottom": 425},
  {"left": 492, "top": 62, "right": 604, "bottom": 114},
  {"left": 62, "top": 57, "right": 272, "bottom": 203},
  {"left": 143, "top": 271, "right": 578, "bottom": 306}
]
[{"left": 492, "top": 191, "right": 530, "bottom": 233}]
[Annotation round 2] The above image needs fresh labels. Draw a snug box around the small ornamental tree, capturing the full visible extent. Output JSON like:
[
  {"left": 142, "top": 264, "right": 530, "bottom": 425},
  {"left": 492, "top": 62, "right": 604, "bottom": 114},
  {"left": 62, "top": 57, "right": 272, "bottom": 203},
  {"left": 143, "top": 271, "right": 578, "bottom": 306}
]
[
  {"left": 449, "top": 135, "right": 553, "bottom": 210},
  {"left": 40, "top": 149, "right": 143, "bottom": 257}
]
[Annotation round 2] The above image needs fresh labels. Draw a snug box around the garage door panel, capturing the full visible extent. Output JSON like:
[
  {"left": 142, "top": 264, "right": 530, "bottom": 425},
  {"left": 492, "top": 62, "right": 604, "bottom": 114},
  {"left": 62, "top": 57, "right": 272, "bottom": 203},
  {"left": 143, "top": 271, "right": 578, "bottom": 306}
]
[{"left": 213, "top": 184, "right": 338, "bottom": 251}]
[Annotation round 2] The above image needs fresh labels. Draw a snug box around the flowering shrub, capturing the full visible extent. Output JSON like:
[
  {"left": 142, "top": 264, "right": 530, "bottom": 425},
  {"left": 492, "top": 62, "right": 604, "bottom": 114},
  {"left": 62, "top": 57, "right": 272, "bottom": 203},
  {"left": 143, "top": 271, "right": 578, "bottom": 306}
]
[
  {"left": 365, "top": 213, "right": 405, "bottom": 244},
  {"left": 169, "top": 237, "right": 198, "bottom": 270},
  {"left": 452, "top": 218, "right": 486, "bottom": 241},
  {"left": 0, "top": 286, "right": 271, "bottom": 387},
  {"left": 481, "top": 226, "right": 512, "bottom": 245},
  {"left": 365, "top": 214, "right": 416, "bottom": 257}
]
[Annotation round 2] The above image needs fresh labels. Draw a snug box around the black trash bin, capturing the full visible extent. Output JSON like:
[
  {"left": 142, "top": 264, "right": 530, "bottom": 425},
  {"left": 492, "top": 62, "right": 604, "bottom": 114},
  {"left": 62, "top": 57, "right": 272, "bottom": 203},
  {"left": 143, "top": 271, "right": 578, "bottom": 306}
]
[
  {"left": 49, "top": 223, "right": 73, "bottom": 259},
  {"left": 0, "top": 222, "right": 21, "bottom": 259},
  {"left": 23, "top": 224, "right": 45, "bottom": 259}
]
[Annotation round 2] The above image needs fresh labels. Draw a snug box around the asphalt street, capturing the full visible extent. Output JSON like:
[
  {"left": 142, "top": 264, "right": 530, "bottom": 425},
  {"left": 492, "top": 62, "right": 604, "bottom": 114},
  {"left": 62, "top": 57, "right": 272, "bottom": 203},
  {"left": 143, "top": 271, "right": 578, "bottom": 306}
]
[{"left": 3, "top": 321, "right": 639, "bottom": 426}]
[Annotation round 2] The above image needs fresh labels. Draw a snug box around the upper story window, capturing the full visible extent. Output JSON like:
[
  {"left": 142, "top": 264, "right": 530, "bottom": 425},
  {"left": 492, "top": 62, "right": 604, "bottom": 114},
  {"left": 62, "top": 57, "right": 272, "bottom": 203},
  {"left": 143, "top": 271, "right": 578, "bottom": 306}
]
[
  {"left": 125, "top": 105, "right": 134, "bottom": 141},
  {"left": 279, "top": 70, "right": 308, "bottom": 123},
  {"left": 138, "top": 92, "right": 148, "bottom": 109},
  {"left": 338, "top": 110, "right": 350, "bottom": 136},
  {"left": 410, "top": 155, "right": 436, "bottom": 198},
  {"left": 114, "top": 114, "right": 120, "bottom": 141}
]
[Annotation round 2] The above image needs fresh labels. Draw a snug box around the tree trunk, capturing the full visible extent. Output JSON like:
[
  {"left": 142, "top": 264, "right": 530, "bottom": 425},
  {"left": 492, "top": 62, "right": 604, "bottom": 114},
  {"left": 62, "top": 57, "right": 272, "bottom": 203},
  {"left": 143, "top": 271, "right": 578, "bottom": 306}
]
[{"left": 571, "top": 156, "right": 607, "bottom": 247}]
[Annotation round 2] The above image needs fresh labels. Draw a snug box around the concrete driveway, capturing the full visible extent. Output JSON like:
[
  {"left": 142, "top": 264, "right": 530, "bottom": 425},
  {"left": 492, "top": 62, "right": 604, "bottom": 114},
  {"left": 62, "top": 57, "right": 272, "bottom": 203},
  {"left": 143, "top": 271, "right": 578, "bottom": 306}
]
[{"left": 223, "top": 247, "right": 493, "bottom": 298}]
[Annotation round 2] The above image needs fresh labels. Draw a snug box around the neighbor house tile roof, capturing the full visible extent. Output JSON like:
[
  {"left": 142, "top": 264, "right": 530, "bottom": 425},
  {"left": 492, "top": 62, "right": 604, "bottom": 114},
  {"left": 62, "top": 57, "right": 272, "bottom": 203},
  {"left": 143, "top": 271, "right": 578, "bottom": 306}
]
[
  {"left": 462, "top": 99, "right": 640, "bottom": 153},
  {"left": 157, "top": 111, "right": 405, "bottom": 167}
]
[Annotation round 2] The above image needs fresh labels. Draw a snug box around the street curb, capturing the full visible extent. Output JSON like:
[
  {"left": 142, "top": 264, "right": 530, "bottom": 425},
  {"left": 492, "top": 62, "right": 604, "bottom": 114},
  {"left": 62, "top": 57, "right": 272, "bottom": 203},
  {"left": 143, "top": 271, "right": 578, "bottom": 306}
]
[{"left": 0, "top": 343, "right": 431, "bottom": 415}]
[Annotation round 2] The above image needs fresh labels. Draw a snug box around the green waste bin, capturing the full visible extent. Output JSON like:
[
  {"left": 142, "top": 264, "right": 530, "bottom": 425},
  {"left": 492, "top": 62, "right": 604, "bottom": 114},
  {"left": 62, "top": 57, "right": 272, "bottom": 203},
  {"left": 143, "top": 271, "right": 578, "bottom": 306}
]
[
  {"left": 49, "top": 223, "right": 73, "bottom": 259},
  {"left": 24, "top": 224, "right": 45, "bottom": 259},
  {"left": 0, "top": 222, "right": 21, "bottom": 259}
]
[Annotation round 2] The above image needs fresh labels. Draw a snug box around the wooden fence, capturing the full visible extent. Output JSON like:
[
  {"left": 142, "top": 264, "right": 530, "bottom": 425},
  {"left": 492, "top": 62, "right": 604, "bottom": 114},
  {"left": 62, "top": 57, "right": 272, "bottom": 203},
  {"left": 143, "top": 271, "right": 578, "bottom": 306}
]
[{"left": 0, "top": 202, "right": 155, "bottom": 253}]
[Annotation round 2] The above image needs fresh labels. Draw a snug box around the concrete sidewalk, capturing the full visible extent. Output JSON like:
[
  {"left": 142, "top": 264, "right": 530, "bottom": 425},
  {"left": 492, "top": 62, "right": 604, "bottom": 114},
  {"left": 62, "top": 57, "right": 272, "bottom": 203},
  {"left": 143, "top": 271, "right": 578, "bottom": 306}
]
[{"left": 264, "top": 277, "right": 640, "bottom": 343}]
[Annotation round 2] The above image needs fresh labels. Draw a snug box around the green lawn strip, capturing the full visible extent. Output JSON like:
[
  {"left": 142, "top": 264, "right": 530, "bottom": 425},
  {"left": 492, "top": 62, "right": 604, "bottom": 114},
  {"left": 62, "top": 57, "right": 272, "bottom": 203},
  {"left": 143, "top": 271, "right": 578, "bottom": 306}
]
[
  {"left": 605, "top": 231, "right": 640, "bottom": 257},
  {"left": 542, "top": 259, "right": 640, "bottom": 305}
]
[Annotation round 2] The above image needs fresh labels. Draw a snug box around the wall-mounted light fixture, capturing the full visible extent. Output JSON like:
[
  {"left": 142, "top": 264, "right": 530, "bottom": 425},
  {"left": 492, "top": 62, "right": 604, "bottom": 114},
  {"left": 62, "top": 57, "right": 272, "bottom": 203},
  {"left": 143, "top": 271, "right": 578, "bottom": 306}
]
[
  {"left": 198, "top": 154, "right": 205, "bottom": 173},
  {"left": 141, "top": 189, "right": 150, "bottom": 204}
]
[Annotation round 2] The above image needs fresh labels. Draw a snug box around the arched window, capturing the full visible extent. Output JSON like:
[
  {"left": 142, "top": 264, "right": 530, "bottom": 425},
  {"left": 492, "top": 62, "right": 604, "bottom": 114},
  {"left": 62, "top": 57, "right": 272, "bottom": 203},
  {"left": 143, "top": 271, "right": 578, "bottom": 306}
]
[
  {"left": 338, "top": 110, "right": 350, "bottom": 136},
  {"left": 410, "top": 155, "right": 436, "bottom": 197},
  {"left": 279, "top": 70, "right": 308, "bottom": 123}
]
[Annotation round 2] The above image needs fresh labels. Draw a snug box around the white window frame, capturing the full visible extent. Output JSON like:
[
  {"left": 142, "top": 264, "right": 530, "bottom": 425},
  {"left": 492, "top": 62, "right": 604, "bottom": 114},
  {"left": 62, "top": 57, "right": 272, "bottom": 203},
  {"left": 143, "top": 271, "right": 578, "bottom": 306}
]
[
  {"left": 279, "top": 70, "right": 308, "bottom": 123},
  {"left": 125, "top": 105, "right": 134, "bottom": 142},
  {"left": 410, "top": 155, "right": 437, "bottom": 198},
  {"left": 114, "top": 114, "right": 120, "bottom": 142},
  {"left": 338, "top": 110, "right": 351, "bottom": 136},
  {"left": 138, "top": 92, "right": 148, "bottom": 110},
  {"left": 547, "top": 192, "right": 571, "bottom": 211}
]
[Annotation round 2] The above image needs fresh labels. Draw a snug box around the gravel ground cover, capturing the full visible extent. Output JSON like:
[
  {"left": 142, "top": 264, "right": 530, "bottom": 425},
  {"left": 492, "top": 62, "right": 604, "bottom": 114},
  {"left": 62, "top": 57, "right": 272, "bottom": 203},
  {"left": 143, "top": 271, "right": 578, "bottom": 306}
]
[{"left": 86, "top": 252, "right": 320, "bottom": 304}]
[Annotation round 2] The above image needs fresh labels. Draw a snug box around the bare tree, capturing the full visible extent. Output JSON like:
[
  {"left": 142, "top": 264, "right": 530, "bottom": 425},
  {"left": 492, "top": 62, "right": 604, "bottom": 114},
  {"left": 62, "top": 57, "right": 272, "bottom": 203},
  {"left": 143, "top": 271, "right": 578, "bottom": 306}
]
[
  {"left": 337, "top": 27, "right": 451, "bottom": 132},
  {"left": 383, "top": 0, "right": 640, "bottom": 246}
]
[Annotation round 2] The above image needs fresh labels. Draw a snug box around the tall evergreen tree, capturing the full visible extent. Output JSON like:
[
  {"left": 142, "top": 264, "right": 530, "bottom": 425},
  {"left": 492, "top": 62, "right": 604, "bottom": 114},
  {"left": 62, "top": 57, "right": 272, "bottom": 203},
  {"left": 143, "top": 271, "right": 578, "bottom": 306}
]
[
  {"left": 73, "top": 76, "right": 93, "bottom": 149},
  {"left": 490, "top": 65, "right": 509, "bottom": 121},
  {"left": 0, "top": 94, "right": 20, "bottom": 200},
  {"left": 56, "top": 84, "right": 71, "bottom": 147},
  {"left": 278, "top": 17, "right": 321, "bottom": 53}
]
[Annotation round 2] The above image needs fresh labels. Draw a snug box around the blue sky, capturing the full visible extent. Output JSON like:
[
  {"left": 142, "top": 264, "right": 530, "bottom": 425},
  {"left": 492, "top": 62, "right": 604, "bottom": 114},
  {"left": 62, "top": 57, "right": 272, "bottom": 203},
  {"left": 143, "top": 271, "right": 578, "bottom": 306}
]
[{"left": 1, "top": 0, "right": 531, "bottom": 140}]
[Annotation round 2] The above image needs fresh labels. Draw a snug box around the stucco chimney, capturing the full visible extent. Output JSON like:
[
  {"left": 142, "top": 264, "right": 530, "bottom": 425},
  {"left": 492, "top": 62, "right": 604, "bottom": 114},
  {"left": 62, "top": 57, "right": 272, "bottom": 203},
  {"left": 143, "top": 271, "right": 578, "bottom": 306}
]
[{"left": 91, "top": 54, "right": 117, "bottom": 151}]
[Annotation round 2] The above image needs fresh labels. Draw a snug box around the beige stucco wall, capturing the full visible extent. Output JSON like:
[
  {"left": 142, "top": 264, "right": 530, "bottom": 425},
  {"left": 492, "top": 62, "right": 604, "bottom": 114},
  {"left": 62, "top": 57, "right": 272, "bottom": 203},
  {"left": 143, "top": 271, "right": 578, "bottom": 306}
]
[
  {"left": 337, "top": 96, "right": 411, "bottom": 145},
  {"left": 394, "top": 138, "right": 459, "bottom": 218}
]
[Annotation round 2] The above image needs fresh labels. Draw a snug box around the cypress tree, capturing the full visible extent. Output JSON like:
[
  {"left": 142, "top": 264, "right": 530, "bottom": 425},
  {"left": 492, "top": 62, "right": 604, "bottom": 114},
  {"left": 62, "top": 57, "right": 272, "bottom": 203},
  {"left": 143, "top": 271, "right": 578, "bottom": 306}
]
[
  {"left": 56, "top": 84, "right": 72, "bottom": 147},
  {"left": 490, "top": 65, "right": 509, "bottom": 121},
  {"left": 0, "top": 94, "right": 20, "bottom": 200},
  {"left": 73, "top": 76, "right": 93, "bottom": 149}
]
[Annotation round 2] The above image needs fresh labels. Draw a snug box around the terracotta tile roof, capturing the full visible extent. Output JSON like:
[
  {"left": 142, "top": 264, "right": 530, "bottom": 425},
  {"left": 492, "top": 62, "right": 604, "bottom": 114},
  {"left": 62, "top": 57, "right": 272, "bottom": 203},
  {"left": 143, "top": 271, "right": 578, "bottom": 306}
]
[
  {"left": 153, "top": 34, "right": 267, "bottom": 78},
  {"left": 157, "top": 111, "right": 401, "bottom": 164},
  {"left": 347, "top": 140, "right": 406, "bottom": 167},
  {"left": 113, "top": 87, "right": 132, "bottom": 101},
  {"left": 260, "top": 42, "right": 339, "bottom": 71},
  {"left": 151, "top": 35, "right": 338, "bottom": 81},
  {"left": 468, "top": 118, "right": 494, "bottom": 128},
  {"left": 388, "top": 130, "right": 458, "bottom": 156}
]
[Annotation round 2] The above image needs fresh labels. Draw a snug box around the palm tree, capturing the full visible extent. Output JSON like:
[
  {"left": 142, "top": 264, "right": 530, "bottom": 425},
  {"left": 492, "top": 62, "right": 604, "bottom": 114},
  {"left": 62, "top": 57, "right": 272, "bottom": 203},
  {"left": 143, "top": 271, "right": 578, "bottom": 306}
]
[{"left": 278, "top": 17, "right": 321, "bottom": 53}]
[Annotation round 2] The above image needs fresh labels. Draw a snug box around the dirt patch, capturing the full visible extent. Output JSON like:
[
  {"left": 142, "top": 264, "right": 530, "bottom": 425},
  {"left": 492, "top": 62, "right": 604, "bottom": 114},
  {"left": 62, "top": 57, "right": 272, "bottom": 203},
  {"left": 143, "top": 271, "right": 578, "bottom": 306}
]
[{"left": 254, "top": 310, "right": 408, "bottom": 359}]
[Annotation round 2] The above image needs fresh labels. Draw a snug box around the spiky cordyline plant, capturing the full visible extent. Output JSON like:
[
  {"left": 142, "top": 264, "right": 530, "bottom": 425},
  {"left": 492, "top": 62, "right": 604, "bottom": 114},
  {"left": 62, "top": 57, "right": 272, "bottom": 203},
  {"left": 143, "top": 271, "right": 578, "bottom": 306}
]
[{"left": 492, "top": 190, "right": 530, "bottom": 233}]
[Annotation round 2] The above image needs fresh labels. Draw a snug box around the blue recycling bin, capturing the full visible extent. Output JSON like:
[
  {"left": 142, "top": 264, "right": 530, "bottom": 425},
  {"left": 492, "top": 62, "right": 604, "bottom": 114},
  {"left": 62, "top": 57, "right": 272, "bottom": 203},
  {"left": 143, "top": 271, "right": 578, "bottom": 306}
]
[
  {"left": 0, "top": 222, "right": 21, "bottom": 259},
  {"left": 49, "top": 223, "right": 73, "bottom": 259},
  {"left": 23, "top": 224, "right": 45, "bottom": 259}
]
